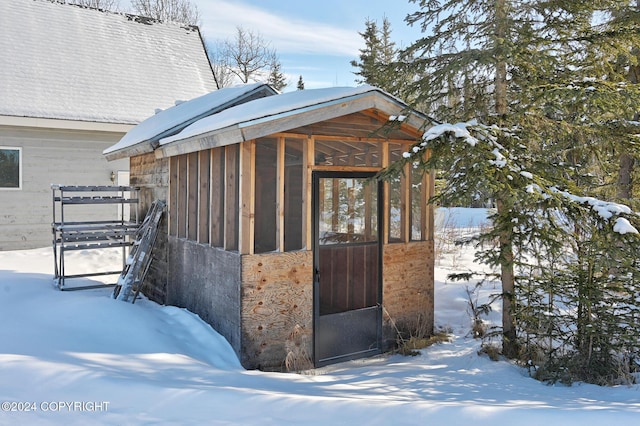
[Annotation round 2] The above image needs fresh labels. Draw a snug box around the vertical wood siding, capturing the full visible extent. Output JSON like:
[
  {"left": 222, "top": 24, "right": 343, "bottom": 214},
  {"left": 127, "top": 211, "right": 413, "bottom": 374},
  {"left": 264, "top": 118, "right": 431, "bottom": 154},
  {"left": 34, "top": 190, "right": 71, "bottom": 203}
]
[{"left": 130, "top": 152, "right": 168, "bottom": 302}]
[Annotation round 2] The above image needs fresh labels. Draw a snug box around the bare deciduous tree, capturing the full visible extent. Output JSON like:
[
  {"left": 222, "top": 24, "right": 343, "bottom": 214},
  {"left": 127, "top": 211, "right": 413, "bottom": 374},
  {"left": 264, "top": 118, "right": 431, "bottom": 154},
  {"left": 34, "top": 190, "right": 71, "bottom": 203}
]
[
  {"left": 66, "top": 0, "right": 121, "bottom": 10},
  {"left": 130, "top": 0, "right": 200, "bottom": 25},
  {"left": 207, "top": 41, "right": 235, "bottom": 90},
  {"left": 208, "top": 26, "right": 280, "bottom": 88}
]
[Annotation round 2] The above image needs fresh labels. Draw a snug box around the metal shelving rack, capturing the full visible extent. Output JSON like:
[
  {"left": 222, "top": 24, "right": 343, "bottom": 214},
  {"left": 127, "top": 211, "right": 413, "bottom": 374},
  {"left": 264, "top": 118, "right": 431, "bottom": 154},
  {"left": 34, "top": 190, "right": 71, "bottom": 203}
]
[{"left": 51, "top": 185, "right": 140, "bottom": 290}]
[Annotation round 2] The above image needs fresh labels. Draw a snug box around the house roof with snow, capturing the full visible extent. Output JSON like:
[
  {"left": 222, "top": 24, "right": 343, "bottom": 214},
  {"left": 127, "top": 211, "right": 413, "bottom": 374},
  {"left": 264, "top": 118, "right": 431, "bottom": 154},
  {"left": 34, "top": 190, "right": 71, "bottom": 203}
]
[
  {"left": 0, "top": 0, "right": 216, "bottom": 126},
  {"left": 104, "top": 84, "right": 429, "bottom": 160}
]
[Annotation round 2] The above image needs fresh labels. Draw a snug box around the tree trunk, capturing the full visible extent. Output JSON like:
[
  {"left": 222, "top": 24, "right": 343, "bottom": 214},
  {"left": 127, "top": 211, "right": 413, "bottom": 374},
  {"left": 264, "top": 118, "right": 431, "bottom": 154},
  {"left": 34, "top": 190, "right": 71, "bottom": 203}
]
[
  {"left": 618, "top": 1, "right": 640, "bottom": 201},
  {"left": 494, "top": 0, "right": 508, "bottom": 119},
  {"left": 617, "top": 151, "right": 635, "bottom": 200},
  {"left": 494, "top": 0, "right": 518, "bottom": 358},
  {"left": 497, "top": 198, "right": 518, "bottom": 358}
]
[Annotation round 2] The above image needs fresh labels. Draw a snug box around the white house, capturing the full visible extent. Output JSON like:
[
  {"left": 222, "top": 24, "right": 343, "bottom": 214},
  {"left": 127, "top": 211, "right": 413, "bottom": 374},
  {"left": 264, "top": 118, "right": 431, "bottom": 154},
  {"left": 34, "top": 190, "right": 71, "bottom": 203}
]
[{"left": 0, "top": 0, "right": 216, "bottom": 250}]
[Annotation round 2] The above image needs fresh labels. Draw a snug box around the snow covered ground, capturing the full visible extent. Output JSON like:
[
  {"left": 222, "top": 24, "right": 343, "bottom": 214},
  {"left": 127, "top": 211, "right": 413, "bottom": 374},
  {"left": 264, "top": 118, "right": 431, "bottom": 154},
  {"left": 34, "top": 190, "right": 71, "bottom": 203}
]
[{"left": 1, "top": 208, "right": 639, "bottom": 425}]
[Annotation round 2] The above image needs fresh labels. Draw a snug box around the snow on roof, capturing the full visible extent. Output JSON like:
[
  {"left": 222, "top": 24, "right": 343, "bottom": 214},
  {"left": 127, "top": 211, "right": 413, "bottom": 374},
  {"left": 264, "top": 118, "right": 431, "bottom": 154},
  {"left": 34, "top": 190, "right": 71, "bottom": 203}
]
[
  {"left": 0, "top": 0, "right": 216, "bottom": 125},
  {"left": 159, "top": 85, "right": 390, "bottom": 146},
  {"left": 103, "top": 83, "right": 277, "bottom": 155}
]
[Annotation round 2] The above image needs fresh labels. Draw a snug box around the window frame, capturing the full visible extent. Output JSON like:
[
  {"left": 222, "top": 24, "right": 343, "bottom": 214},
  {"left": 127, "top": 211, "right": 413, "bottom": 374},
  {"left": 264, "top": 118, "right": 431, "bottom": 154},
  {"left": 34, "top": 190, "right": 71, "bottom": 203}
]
[{"left": 0, "top": 146, "right": 22, "bottom": 190}]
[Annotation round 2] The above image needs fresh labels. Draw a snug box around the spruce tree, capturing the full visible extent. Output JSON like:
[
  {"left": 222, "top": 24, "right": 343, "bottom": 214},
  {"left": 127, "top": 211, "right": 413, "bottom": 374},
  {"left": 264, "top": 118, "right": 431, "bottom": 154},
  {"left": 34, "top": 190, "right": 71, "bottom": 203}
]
[
  {"left": 267, "top": 55, "right": 287, "bottom": 92},
  {"left": 402, "top": 0, "right": 640, "bottom": 363},
  {"left": 296, "top": 75, "right": 305, "bottom": 90},
  {"left": 350, "top": 19, "right": 380, "bottom": 86},
  {"left": 350, "top": 17, "right": 414, "bottom": 98}
]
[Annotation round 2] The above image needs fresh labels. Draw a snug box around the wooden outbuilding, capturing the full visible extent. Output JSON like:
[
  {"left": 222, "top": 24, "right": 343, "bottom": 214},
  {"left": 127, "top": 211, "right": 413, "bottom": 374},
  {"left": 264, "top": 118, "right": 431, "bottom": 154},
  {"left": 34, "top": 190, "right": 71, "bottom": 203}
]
[{"left": 104, "top": 83, "right": 435, "bottom": 370}]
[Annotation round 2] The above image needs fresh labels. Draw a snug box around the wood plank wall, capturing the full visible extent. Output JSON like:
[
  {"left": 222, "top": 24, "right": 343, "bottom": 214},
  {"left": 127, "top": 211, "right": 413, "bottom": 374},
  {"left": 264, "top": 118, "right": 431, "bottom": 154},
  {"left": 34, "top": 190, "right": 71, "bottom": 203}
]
[{"left": 130, "top": 151, "right": 169, "bottom": 302}]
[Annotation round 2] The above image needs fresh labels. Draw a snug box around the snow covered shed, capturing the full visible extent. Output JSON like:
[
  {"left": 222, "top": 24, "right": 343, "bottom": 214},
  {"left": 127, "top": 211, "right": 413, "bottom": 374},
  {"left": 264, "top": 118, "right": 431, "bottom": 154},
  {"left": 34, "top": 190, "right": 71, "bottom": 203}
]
[
  {"left": 104, "top": 83, "right": 435, "bottom": 370},
  {"left": 0, "top": 0, "right": 216, "bottom": 250}
]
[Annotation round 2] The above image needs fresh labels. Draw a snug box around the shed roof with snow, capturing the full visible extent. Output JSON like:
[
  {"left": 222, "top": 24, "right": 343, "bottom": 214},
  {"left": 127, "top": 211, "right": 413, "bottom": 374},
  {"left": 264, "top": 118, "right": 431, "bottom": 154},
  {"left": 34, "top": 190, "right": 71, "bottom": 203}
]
[
  {"left": 104, "top": 84, "right": 428, "bottom": 159},
  {"left": 0, "top": 0, "right": 216, "bottom": 125}
]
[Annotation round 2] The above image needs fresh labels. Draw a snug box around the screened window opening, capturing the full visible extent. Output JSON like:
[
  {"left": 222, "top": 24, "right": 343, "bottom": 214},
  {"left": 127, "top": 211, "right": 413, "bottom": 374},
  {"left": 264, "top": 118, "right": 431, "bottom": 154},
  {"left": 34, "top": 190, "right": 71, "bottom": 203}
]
[
  {"left": 284, "top": 138, "right": 304, "bottom": 251},
  {"left": 388, "top": 144, "right": 403, "bottom": 242},
  {"left": 255, "top": 138, "right": 278, "bottom": 253},
  {"left": 315, "top": 140, "right": 380, "bottom": 167},
  {"left": 411, "top": 163, "right": 426, "bottom": 241},
  {"left": 387, "top": 143, "right": 430, "bottom": 243}
]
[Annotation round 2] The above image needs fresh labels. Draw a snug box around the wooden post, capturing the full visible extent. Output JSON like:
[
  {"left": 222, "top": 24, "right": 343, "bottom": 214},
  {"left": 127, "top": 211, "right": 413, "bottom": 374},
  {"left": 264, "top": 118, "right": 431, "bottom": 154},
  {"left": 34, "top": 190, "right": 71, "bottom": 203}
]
[
  {"left": 303, "top": 137, "right": 314, "bottom": 250},
  {"left": 276, "top": 137, "right": 285, "bottom": 252},
  {"left": 381, "top": 143, "right": 389, "bottom": 244}
]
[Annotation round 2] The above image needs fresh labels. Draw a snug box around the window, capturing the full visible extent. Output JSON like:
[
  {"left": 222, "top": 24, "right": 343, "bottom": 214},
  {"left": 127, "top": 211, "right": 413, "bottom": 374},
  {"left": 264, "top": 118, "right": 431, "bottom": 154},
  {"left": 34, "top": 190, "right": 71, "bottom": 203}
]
[
  {"left": 255, "top": 138, "right": 278, "bottom": 253},
  {"left": 387, "top": 143, "right": 430, "bottom": 243},
  {"left": 315, "top": 140, "right": 380, "bottom": 167},
  {"left": 284, "top": 138, "right": 304, "bottom": 251},
  {"left": 388, "top": 144, "right": 404, "bottom": 242},
  {"left": 411, "top": 163, "right": 426, "bottom": 241},
  {"left": 254, "top": 137, "right": 305, "bottom": 253},
  {"left": 0, "top": 147, "right": 21, "bottom": 190}
]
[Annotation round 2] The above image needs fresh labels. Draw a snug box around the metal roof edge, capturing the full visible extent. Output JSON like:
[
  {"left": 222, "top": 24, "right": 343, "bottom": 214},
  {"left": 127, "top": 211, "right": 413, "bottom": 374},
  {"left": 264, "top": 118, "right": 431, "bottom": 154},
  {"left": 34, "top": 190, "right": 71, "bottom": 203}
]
[{"left": 0, "top": 115, "right": 134, "bottom": 133}]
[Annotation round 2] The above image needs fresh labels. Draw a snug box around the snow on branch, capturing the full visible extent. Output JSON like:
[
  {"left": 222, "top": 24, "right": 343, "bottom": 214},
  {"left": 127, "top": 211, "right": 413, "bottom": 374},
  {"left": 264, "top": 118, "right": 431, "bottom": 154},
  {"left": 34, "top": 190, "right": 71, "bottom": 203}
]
[
  {"left": 550, "top": 187, "right": 638, "bottom": 235},
  {"left": 412, "top": 120, "right": 639, "bottom": 235},
  {"left": 524, "top": 183, "right": 638, "bottom": 234},
  {"left": 424, "top": 121, "right": 480, "bottom": 146}
]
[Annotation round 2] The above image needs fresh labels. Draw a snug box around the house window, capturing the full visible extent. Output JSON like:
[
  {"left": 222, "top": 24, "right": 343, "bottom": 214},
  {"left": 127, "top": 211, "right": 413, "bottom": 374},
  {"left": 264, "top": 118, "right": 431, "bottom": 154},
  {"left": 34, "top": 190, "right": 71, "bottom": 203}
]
[{"left": 0, "top": 147, "right": 21, "bottom": 190}]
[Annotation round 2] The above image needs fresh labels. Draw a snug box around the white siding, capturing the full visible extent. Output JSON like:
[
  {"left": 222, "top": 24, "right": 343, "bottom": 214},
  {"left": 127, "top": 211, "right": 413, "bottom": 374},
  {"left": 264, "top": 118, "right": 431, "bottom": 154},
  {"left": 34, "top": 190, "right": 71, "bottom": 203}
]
[{"left": 0, "top": 126, "right": 128, "bottom": 250}]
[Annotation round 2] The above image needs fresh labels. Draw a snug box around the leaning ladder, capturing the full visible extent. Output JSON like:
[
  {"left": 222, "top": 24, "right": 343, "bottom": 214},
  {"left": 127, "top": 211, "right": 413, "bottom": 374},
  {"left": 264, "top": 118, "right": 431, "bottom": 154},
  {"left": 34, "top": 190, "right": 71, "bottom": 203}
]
[{"left": 112, "top": 200, "right": 166, "bottom": 303}]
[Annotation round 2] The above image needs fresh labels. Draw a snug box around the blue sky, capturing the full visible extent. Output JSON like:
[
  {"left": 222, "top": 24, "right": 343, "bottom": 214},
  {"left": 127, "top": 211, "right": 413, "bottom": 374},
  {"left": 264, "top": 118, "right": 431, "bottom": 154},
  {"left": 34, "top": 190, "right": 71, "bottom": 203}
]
[{"left": 193, "top": 0, "right": 424, "bottom": 90}]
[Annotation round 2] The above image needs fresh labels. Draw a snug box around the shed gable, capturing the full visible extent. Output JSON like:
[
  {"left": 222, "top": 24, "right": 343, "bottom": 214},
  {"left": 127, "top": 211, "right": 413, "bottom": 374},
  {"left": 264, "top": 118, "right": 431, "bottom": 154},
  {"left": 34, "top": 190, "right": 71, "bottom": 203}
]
[{"left": 288, "top": 110, "right": 422, "bottom": 140}]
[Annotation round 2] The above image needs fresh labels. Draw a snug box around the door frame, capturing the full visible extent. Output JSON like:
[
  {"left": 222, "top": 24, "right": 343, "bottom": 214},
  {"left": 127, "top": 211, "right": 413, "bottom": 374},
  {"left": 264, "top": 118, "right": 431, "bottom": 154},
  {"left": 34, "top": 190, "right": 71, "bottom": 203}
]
[{"left": 312, "top": 171, "right": 384, "bottom": 367}]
